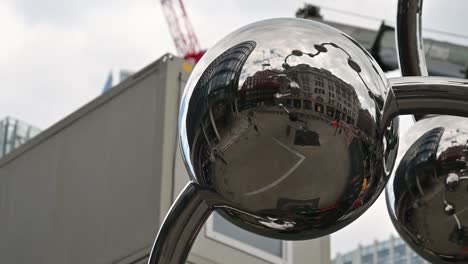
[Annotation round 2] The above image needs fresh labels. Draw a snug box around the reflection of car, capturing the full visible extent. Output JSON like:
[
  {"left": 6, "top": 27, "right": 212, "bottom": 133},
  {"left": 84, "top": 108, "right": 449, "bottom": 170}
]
[
  {"left": 238, "top": 101, "right": 257, "bottom": 111},
  {"left": 294, "top": 129, "right": 320, "bottom": 146}
]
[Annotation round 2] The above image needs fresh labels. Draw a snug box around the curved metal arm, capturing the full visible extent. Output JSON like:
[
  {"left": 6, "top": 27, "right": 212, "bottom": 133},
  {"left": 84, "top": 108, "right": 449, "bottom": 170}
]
[
  {"left": 396, "top": 0, "right": 427, "bottom": 76},
  {"left": 382, "top": 77, "right": 468, "bottom": 128},
  {"left": 397, "top": 0, "right": 428, "bottom": 121},
  {"left": 148, "top": 182, "right": 216, "bottom": 264}
]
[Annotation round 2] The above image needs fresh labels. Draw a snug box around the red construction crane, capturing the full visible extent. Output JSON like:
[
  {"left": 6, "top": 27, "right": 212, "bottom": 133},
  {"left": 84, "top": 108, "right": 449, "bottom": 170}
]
[{"left": 160, "top": 0, "right": 204, "bottom": 63}]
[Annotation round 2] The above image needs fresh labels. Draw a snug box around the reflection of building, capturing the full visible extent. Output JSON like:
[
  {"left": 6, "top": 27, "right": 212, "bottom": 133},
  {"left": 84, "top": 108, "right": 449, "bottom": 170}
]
[
  {"left": 239, "top": 69, "right": 281, "bottom": 107},
  {"left": 391, "top": 125, "right": 468, "bottom": 261},
  {"left": 0, "top": 54, "right": 330, "bottom": 264},
  {"left": 398, "top": 127, "right": 444, "bottom": 169},
  {"left": 0, "top": 116, "right": 40, "bottom": 159},
  {"left": 439, "top": 145, "right": 466, "bottom": 162},
  {"left": 332, "top": 236, "right": 428, "bottom": 264},
  {"left": 394, "top": 127, "right": 444, "bottom": 200},
  {"left": 273, "top": 64, "right": 359, "bottom": 125},
  {"left": 438, "top": 144, "right": 468, "bottom": 175},
  {"left": 186, "top": 41, "right": 256, "bottom": 147},
  {"left": 356, "top": 109, "right": 375, "bottom": 137}
]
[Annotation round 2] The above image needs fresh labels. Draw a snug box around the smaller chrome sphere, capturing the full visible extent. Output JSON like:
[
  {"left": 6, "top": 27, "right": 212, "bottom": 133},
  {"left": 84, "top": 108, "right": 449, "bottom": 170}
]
[
  {"left": 180, "top": 18, "right": 399, "bottom": 240},
  {"left": 386, "top": 116, "right": 468, "bottom": 263}
]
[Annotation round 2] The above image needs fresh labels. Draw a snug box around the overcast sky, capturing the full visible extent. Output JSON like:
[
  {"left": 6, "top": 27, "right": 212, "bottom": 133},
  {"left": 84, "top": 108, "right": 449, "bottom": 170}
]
[{"left": 2, "top": 0, "right": 468, "bottom": 258}]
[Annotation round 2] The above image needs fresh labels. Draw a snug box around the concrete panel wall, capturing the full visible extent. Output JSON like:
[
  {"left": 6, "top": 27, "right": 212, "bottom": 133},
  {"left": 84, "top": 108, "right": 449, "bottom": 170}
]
[{"left": 0, "top": 56, "right": 180, "bottom": 264}]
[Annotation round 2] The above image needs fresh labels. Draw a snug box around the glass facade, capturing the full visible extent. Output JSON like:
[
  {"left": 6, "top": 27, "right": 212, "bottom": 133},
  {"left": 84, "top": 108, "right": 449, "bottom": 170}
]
[
  {"left": 332, "top": 237, "right": 428, "bottom": 264},
  {"left": 393, "top": 239, "right": 407, "bottom": 264},
  {"left": 0, "top": 117, "right": 40, "bottom": 159},
  {"left": 360, "top": 245, "right": 374, "bottom": 264},
  {"left": 377, "top": 240, "right": 391, "bottom": 264},
  {"left": 343, "top": 253, "right": 353, "bottom": 264}
]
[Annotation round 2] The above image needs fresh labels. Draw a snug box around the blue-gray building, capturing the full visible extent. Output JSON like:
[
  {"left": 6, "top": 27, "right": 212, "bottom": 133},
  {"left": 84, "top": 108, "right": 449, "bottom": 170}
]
[
  {"left": 332, "top": 236, "right": 427, "bottom": 264},
  {"left": 0, "top": 116, "right": 40, "bottom": 159}
]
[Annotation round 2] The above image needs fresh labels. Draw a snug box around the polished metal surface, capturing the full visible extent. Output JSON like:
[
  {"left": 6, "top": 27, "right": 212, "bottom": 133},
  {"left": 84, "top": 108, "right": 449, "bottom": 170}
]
[
  {"left": 149, "top": 18, "right": 468, "bottom": 264},
  {"left": 179, "top": 18, "right": 398, "bottom": 242},
  {"left": 386, "top": 116, "right": 468, "bottom": 263},
  {"left": 148, "top": 183, "right": 217, "bottom": 264},
  {"left": 396, "top": 0, "right": 432, "bottom": 121},
  {"left": 383, "top": 77, "right": 468, "bottom": 125},
  {"left": 393, "top": 2, "right": 468, "bottom": 263},
  {"left": 396, "top": 0, "right": 427, "bottom": 77}
]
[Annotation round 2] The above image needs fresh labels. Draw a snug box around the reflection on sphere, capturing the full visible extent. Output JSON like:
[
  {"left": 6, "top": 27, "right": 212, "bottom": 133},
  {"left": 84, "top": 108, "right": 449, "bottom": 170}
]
[
  {"left": 180, "top": 18, "right": 399, "bottom": 240},
  {"left": 387, "top": 116, "right": 468, "bottom": 263}
]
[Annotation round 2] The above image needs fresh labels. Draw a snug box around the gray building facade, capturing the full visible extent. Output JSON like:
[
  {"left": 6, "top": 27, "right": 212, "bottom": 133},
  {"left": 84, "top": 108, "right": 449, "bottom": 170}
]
[{"left": 0, "top": 54, "right": 329, "bottom": 264}]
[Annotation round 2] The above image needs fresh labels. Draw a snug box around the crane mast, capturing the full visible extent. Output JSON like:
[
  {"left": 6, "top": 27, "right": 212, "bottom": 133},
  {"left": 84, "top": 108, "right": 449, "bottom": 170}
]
[{"left": 160, "top": 0, "right": 204, "bottom": 63}]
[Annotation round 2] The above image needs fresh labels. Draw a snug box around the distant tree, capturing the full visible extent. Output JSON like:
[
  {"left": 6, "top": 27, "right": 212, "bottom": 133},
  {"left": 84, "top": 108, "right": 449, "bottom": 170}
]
[{"left": 295, "top": 4, "right": 323, "bottom": 20}]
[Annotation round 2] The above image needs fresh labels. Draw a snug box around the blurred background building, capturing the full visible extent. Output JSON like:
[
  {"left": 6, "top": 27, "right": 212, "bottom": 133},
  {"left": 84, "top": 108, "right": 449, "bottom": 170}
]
[
  {"left": 332, "top": 236, "right": 427, "bottom": 264},
  {"left": 296, "top": 4, "right": 468, "bottom": 78},
  {"left": 102, "top": 69, "right": 136, "bottom": 93},
  {"left": 0, "top": 117, "right": 40, "bottom": 159}
]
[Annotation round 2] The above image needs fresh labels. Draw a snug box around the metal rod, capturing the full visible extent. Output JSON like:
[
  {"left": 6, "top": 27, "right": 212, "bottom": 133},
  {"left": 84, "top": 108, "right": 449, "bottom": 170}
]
[
  {"left": 396, "top": 0, "right": 427, "bottom": 121},
  {"left": 382, "top": 76, "right": 468, "bottom": 128},
  {"left": 148, "top": 182, "right": 216, "bottom": 264},
  {"left": 396, "top": 0, "right": 427, "bottom": 77}
]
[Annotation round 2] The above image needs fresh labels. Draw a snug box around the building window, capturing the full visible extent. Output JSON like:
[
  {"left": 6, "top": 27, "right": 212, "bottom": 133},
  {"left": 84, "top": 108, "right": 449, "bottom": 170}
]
[
  {"left": 377, "top": 249, "right": 390, "bottom": 264},
  {"left": 376, "top": 240, "right": 391, "bottom": 264},
  {"left": 206, "top": 212, "right": 291, "bottom": 264},
  {"left": 293, "top": 99, "right": 301, "bottom": 109},
  {"left": 361, "top": 254, "right": 373, "bottom": 264},
  {"left": 343, "top": 253, "right": 353, "bottom": 264},
  {"left": 393, "top": 244, "right": 406, "bottom": 264}
]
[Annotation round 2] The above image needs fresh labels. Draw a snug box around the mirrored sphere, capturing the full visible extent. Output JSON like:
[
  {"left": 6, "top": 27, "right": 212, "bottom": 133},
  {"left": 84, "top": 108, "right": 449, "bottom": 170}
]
[
  {"left": 180, "top": 18, "right": 399, "bottom": 239},
  {"left": 386, "top": 116, "right": 468, "bottom": 263}
]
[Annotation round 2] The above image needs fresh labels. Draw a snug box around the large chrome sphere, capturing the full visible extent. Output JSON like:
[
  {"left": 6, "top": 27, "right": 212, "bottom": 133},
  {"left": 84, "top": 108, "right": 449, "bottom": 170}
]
[
  {"left": 387, "top": 116, "right": 468, "bottom": 263},
  {"left": 180, "top": 18, "right": 399, "bottom": 240}
]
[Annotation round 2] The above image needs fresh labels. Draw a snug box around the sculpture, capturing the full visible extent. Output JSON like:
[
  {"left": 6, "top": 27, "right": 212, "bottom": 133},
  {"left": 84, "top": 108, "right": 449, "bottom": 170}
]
[
  {"left": 385, "top": 0, "right": 468, "bottom": 263},
  {"left": 149, "top": 2, "right": 468, "bottom": 263}
]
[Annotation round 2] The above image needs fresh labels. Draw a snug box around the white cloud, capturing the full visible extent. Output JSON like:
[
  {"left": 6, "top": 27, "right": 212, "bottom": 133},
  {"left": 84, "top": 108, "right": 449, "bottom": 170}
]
[{"left": 0, "top": 0, "right": 173, "bottom": 128}]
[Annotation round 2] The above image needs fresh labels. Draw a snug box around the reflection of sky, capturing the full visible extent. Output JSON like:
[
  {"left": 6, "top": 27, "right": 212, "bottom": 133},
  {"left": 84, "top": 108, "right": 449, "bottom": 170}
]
[
  {"left": 183, "top": 18, "right": 388, "bottom": 122},
  {"left": 395, "top": 116, "right": 468, "bottom": 160},
  {"left": 438, "top": 128, "right": 468, "bottom": 156}
]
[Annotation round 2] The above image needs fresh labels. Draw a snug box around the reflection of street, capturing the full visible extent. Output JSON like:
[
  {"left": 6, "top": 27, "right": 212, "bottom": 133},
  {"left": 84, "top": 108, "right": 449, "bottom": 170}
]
[
  {"left": 245, "top": 137, "right": 306, "bottom": 196},
  {"left": 212, "top": 109, "right": 351, "bottom": 211},
  {"left": 215, "top": 115, "right": 250, "bottom": 152}
]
